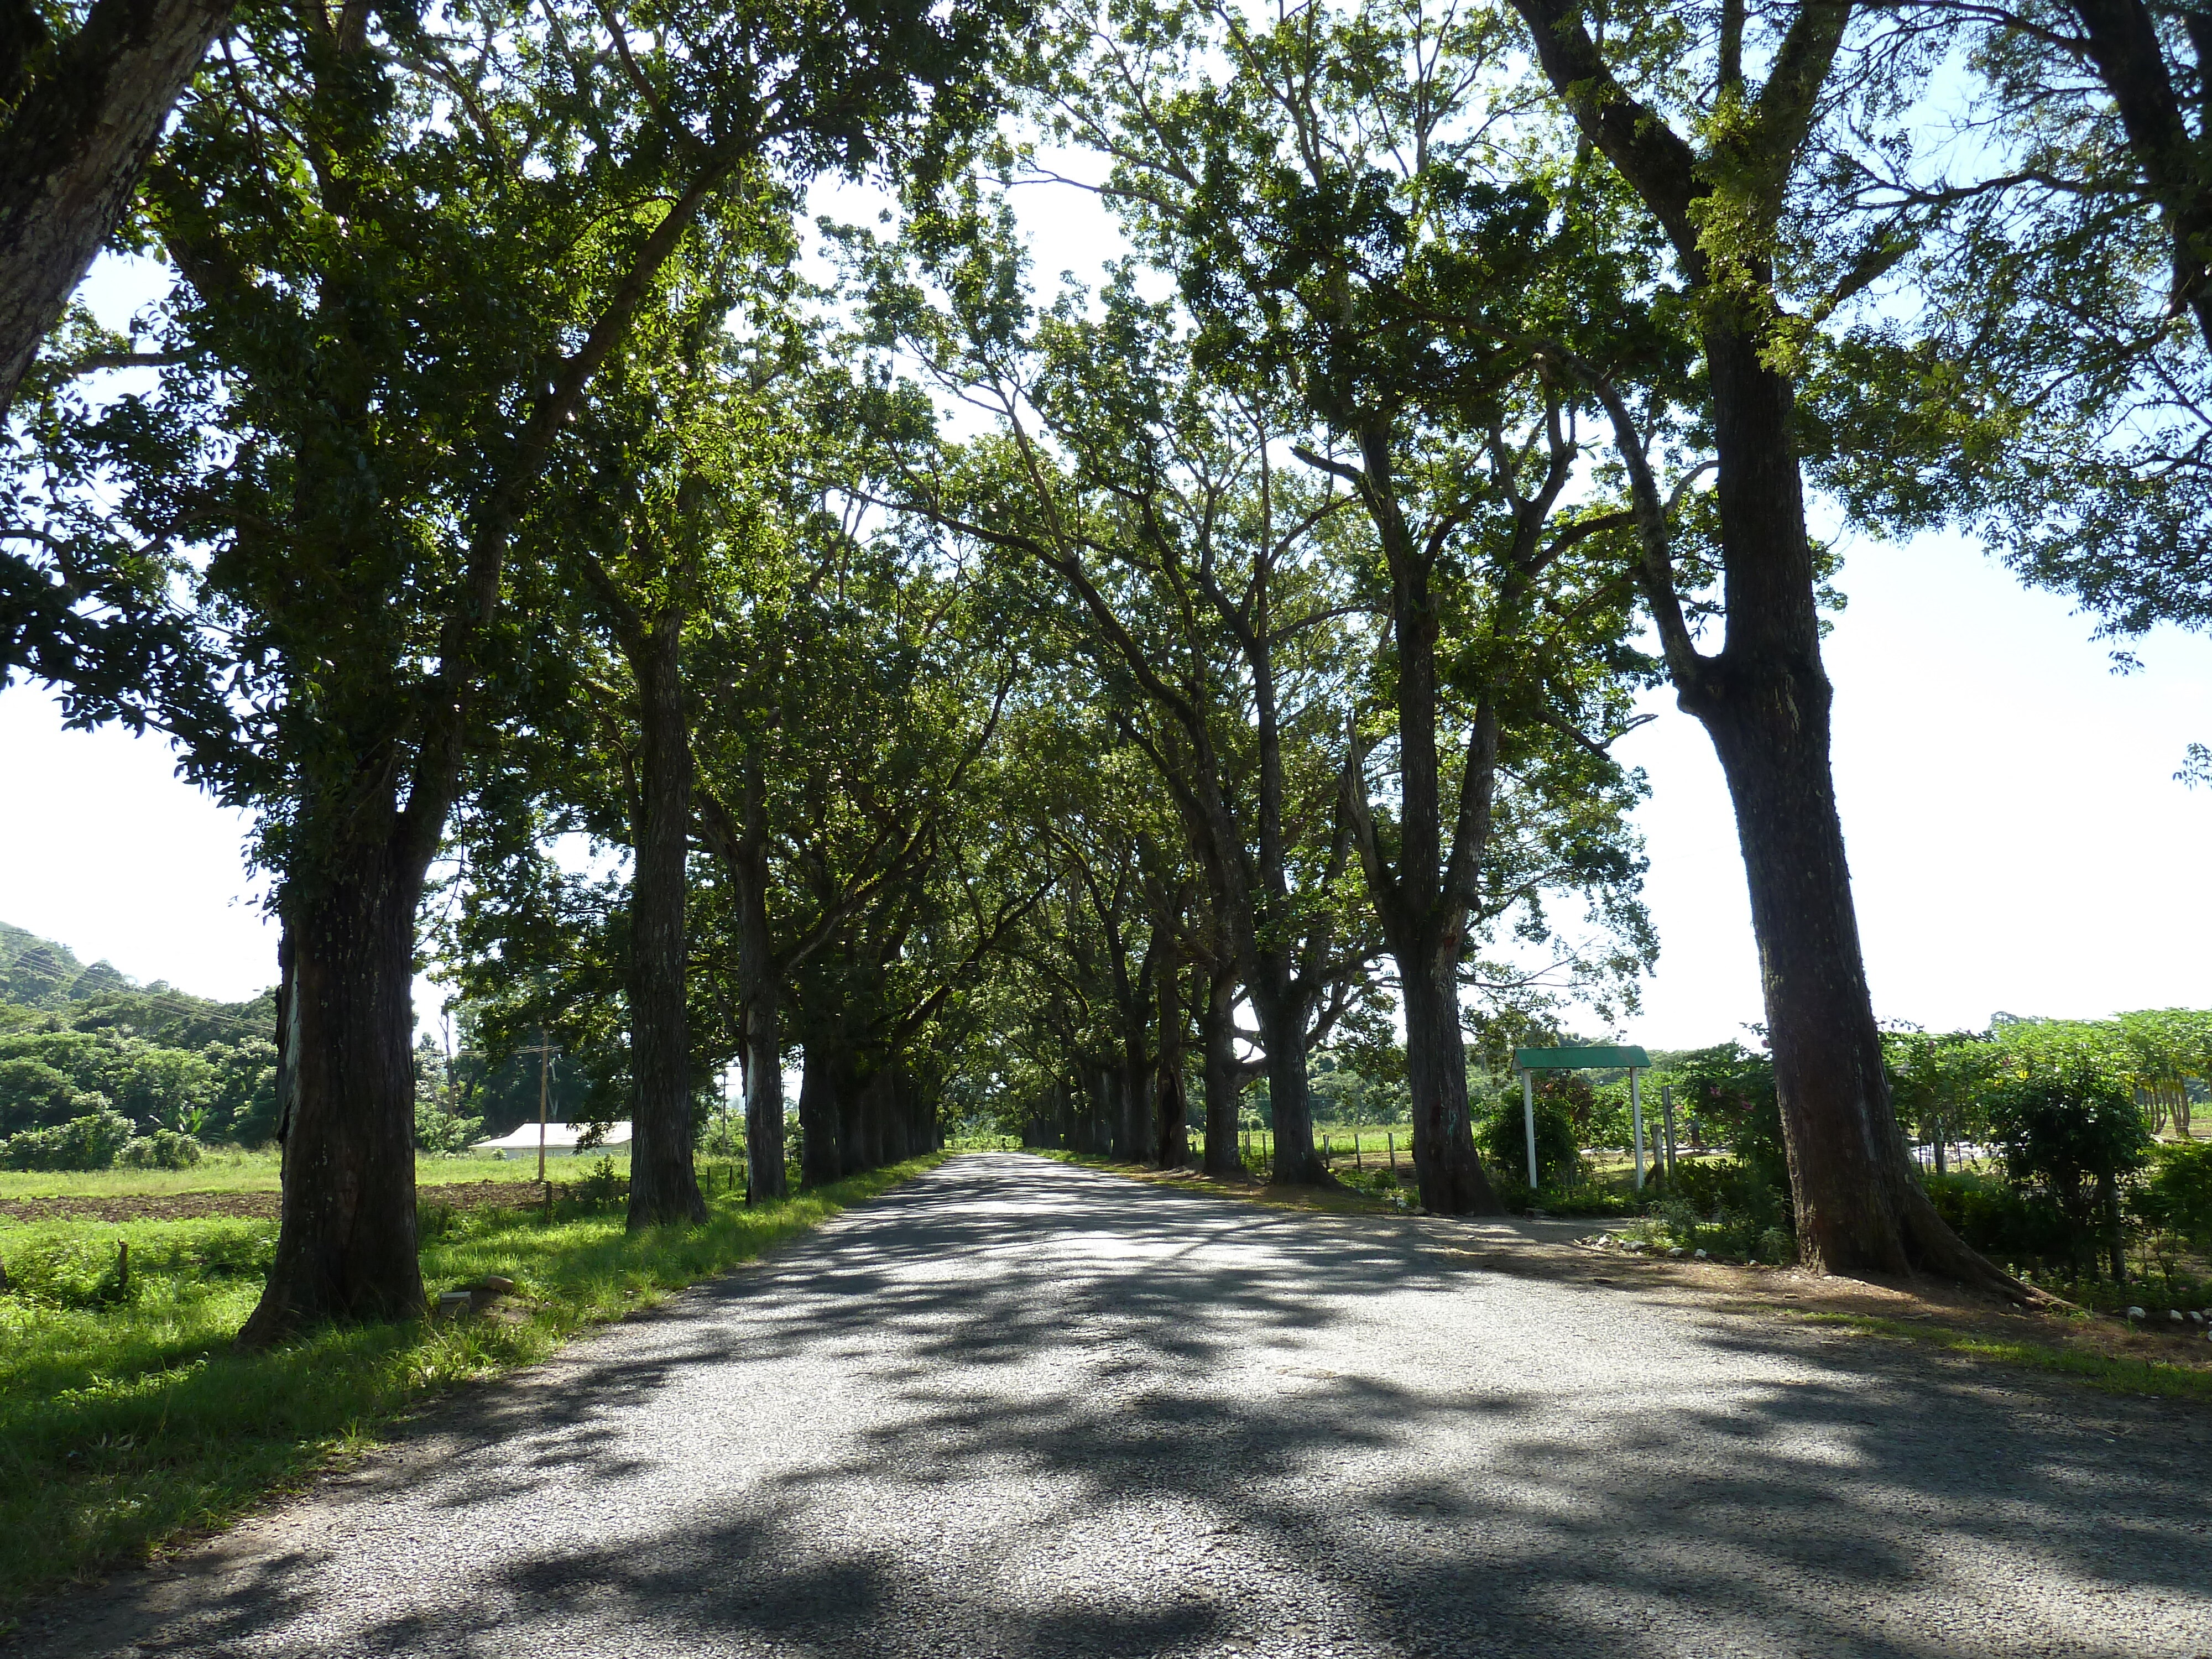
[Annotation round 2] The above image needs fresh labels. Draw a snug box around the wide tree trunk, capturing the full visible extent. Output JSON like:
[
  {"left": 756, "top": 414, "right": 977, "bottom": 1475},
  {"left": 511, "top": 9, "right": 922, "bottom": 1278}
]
[
  {"left": 1400, "top": 941, "right": 1500, "bottom": 1213},
  {"left": 1254, "top": 990, "right": 1324, "bottom": 1184},
  {"left": 624, "top": 608, "right": 704, "bottom": 1230},
  {"left": 1198, "top": 960, "right": 1243, "bottom": 1177},
  {"left": 1154, "top": 1058, "right": 1188, "bottom": 1167},
  {"left": 1118, "top": 1050, "right": 1150, "bottom": 1163},
  {"left": 741, "top": 976, "right": 784, "bottom": 1201},
  {"left": 1080, "top": 1062, "right": 1114, "bottom": 1153},
  {"left": 902, "top": 1065, "right": 936, "bottom": 1154},
  {"left": 843, "top": 1063, "right": 890, "bottom": 1175},
  {"left": 1686, "top": 327, "right": 2005, "bottom": 1284},
  {"left": 0, "top": 0, "right": 232, "bottom": 421},
  {"left": 796, "top": 1039, "right": 845, "bottom": 1186},
  {"left": 237, "top": 835, "right": 426, "bottom": 1345},
  {"left": 880, "top": 1064, "right": 912, "bottom": 1162}
]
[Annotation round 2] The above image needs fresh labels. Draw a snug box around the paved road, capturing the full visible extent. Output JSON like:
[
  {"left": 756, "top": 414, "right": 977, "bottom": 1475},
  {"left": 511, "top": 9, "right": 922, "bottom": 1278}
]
[{"left": 19, "top": 1154, "right": 2212, "bottom": 1658}]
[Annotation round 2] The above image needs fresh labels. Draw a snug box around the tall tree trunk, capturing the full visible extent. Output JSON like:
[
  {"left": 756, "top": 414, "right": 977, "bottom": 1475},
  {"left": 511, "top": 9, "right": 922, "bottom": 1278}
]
[
  {"left": 1199, "top": 958, "right": 1243, "bottom": 1177},
  {"left": 2069, "top": 0, "right": 2212, "bottom": 354},
  {"left": 905, "top": 1064, "right": 936, "bottom": 1154},
  {"left": 880, "top": 1063, "right": 911, "bottom": 1162},
  {"left": 1119, "top": 1050, "right": 1150, "bottom": 1163},
  {"left": 734, "top": 765, "right": 785, "bottom": 1203},
  {"left": 1681, "top": 327, "right": 1999, "bottom": 1281},
  {"left": 1507, "top": 0, "right": 2019, "bottom": 1292},
  {"left": 0, "top": 0, "right": 232, "bottom": 421},
  {"left": 1345, "top": 422, "right": 1504, "bottom": 1217},
  {"left": 796, "top": 1037, "right": 844, "bottom": 1186},
  {"left": 843, "top": 1063, "right": 889, "bottom": 1175},
  {"left": 1254, "top": 989, "right": 1324, "bottom": 1184},
  {"left": 1081, "top": 1062, "right": 1113, "bottom": 1153},
  {"left": 838, "top": 1058, "right": 865, "bottom": 1175},
  {"left": 740, "top": 964, "right": 784, "bottom": 1200},
  {"left": 1399, "top": 940, "right": 1499, "bottom": 1212},
  {"left": 624, "top": 607, "right": 704, "bottom": 1230},
  {"left": 237, "top": 833, "right": 426, "bottom": 1345},
  {"left": 1155, "top": 962, "right": 1191, "bottom": 1168}
]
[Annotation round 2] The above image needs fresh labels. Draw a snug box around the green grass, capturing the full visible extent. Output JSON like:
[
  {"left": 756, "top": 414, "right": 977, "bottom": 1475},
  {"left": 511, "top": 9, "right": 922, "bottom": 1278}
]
[
  {"left": 1780, "top": 1309, "right": 2212, "bottom": 1404},
  {"left": 0, "top": 1154, "right": 939, "bottom": 1617},
  {"left": 0, "top": 1149, "right": 633, "bottom": 1199}
]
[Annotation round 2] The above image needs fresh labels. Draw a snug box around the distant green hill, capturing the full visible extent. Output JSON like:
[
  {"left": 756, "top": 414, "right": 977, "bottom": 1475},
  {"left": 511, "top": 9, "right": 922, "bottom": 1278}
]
[
  {"left": 0, "top": 921, "right": 273, "bottom": 1039},
  {"left": 0, "top": 923, "right": 279, "bottom": 1142},
  {"left": 1, "top": 920, "right": 110, "bottom": 1008}
]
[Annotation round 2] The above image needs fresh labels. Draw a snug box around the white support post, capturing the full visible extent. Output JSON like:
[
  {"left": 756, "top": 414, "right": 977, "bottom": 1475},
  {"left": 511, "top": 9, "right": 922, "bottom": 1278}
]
[
  {"left": 1522, "top": 1068, "right": 1538, "bottom": 1188},
  {"left": 1631, "top": 1067, "right": 1646, "bottom": 1192}
]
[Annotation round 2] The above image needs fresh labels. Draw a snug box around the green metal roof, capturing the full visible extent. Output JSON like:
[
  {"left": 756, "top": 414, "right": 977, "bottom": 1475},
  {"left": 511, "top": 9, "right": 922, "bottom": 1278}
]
[{"left": 1514, "top": 1045, "right": 1651, "bottom": 1071}]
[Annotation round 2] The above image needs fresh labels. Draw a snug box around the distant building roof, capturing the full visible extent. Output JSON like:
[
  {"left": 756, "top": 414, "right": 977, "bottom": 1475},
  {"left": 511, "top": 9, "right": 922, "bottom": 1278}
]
[{"left": 471, "top": 1120, "right": 632, "bottom": 1152}]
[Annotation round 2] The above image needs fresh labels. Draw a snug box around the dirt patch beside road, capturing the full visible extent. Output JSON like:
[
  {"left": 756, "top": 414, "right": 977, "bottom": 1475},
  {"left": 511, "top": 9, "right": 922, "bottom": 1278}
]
[{"left": 0, "top": 1181, "right": 554, "bottom": 1224}]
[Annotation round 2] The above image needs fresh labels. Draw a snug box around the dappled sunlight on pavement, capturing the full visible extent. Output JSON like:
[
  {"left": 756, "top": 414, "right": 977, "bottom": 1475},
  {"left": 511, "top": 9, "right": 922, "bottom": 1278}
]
[{"left": 16, "top": 1153, "right": 2211, "bottom": 1658}]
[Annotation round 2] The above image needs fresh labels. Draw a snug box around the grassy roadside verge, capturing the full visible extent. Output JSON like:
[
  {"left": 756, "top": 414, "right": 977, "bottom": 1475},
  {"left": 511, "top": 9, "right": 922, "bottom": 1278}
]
[
  {"left": 0, "top": 1154, "right": 942, "bottom": 1619},
  {"left": 0, "top": 1149, "right": 639, "bottom": 1200},
  {"left": 1766, "top": 1307, "right": 2212, "bottom": 1404}
]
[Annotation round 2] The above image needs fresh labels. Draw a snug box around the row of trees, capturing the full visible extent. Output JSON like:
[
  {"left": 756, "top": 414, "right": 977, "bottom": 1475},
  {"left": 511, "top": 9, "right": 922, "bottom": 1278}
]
[
  {"left": 1886, "top": 1011, "right": 2212, "bottom": 1154},
  {"left": 6, "top": 0, "right": 2211, "bottom": 1337}
]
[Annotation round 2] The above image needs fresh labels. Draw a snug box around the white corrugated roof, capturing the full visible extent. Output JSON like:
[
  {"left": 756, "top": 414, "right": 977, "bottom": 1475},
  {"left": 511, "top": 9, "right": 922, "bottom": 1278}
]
[{"left": 471, "top": 1120, "right": 633, "bottom": 1152}]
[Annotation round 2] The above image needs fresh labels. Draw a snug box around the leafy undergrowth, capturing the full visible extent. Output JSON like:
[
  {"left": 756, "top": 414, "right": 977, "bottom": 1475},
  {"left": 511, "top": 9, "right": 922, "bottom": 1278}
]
[{"left": 0, "top": 1155, "right": 940, "bottom": 1619}]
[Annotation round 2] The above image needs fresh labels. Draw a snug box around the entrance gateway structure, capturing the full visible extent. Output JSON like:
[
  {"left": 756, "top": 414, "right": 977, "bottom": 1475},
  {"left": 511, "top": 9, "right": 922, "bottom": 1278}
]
[{"left": 1513, "top": 1045, "right": 1652, "bottom": 1192}]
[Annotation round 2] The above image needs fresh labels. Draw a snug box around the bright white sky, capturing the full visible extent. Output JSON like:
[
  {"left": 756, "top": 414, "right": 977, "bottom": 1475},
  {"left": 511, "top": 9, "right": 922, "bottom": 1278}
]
[{"left": 4, "top": 175, "right": 2209, "bottom": 1044}]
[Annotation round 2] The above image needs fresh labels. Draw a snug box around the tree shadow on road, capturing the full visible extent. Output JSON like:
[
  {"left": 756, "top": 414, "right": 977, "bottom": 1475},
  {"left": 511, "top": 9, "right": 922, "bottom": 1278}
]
[{"left": 28, "top": 1153, "right": 2212, "bottom": 1659}]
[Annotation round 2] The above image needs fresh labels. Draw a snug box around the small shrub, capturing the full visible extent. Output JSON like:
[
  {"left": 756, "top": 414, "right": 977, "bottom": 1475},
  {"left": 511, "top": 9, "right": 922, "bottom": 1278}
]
[
  {"left": 571, "top": 1155, "right": 627, "bottom": 1211},
  {"left": 0, "top": 1109, "right": 137, "bottom": 1171},
  {"left": 1485, "top": 1170, "right": 1635, "bottom": 1218},
  {"left": 1922, "top": 1169, "right": 2075, "bottom": 1270},
  {"left": 1667, "top": 1156, "right": 1791, "bottom": 1230},
  {"left": 1658, "top": 1044, "right": 1792, "bottom": 1199},
  {"left": 413, "top": 1095, "right": 484, "bottom": 1155},
  {"left": 700, "top": 1110, "right": 745, "bottom": 1160},
  {"left": 119, "top": 1129, "right": 204, "bottom": 1169},
  {"left": 1477, "top": 1094, "right": 1579, "bottom": 1190},
  {"left": 2133, "top": 1139, "right": 2212, "bottom": 1252},
  {"left": 1754, "top": 1226, "right": 1795, "bottom": 1264},
  {"left": 1985, "top": 1058, "right": 2148, "bottom": 1280}
]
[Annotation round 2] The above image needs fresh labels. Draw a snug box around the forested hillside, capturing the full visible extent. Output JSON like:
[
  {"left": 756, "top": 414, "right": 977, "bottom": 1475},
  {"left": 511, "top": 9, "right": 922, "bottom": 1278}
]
[{"left": 0, "top": 923, "right": 279, "bottom": 1143}]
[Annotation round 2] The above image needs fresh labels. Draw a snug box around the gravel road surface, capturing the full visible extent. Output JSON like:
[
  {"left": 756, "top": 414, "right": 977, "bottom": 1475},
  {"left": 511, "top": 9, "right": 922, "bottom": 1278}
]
[{"left": 17, "top": 1152, "right": 2211, "bottom": 1658}]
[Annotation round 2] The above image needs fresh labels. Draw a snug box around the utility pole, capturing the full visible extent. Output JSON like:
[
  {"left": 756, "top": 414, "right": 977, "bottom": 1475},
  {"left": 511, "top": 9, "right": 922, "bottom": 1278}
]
[{"left": 523, "top": 1029, "right": 560, "bottom": 1185}]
